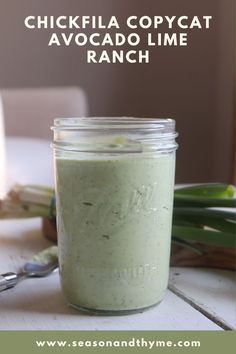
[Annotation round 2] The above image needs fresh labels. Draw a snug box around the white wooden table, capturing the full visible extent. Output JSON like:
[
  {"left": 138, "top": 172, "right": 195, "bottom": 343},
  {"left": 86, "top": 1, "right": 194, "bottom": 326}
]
[{"left": 0, "top": 137, "right": 235, "bottom": 330}]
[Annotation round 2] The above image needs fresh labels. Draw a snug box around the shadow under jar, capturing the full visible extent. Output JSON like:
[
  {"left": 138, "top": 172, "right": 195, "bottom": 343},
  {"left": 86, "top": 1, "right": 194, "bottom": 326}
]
[{"left": 52, "top": 117, "right": 178, "bottom": 315}]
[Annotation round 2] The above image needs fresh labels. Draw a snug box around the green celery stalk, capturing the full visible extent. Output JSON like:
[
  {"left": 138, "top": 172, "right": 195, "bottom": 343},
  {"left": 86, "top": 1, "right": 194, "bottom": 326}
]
[
  {"left": 174, "top": 195, "right": 236, "bottom": 208},
  {"left": 172, "top": 225, "right": 236, "bottom": 248},
  {"left": 173, "top": 215, "right": 235, "bottom": 234},
  {"left": 175, "top": 184, "right": 235, "bottom": 198},
  {"left": 174, "top": 207, "right": 236, "bottom": 221}
]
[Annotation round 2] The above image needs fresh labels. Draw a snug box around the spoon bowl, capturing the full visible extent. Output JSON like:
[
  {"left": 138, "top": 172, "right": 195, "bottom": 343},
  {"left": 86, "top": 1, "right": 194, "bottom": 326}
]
[{"left": 0, "top": 246, "right": 58, "bottom": 291}]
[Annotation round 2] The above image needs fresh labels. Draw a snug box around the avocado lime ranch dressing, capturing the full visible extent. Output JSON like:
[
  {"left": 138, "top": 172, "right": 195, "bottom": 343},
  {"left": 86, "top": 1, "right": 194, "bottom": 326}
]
[{"left": 52, "top": 118, "right": 178, "bottom": 314}]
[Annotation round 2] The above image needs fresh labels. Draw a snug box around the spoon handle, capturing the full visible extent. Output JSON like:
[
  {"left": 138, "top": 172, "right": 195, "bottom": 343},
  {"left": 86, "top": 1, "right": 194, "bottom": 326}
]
[{"left": 0, "top": 272, "right": 18, "bottom": 292}]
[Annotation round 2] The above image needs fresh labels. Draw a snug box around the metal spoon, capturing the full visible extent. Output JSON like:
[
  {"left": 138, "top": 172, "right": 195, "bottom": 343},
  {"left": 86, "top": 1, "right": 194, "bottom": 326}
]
[{"left": 0, "top": 246, "right": 58, "bottom": 292}]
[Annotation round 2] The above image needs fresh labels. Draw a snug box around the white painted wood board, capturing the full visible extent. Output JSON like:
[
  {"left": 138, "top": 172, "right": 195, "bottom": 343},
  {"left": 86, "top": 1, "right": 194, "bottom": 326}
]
[
  {"left": 169, "top": 267, "right": 236, "bottom": 330},
  {"left": 0, "top": 277, "right": 221, "bottom": 330}
]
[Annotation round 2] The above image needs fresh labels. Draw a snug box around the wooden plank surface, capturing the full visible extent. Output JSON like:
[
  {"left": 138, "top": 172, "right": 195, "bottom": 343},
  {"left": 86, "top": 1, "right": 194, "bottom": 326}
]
[
  {"left": 169, "top": 267, "right": 236, "bottom": 330},
  {"left": 0, "top": 276, "right": 221, "bottom": 331},
  {"left": 0, "top": 219, "right": 221, "bottom": 330}
]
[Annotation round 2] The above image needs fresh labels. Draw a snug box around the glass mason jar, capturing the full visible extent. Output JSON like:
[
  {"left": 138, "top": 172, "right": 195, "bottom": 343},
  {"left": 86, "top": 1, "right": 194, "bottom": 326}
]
[{"left": 52, "top": 117, "right": 178, "bottom": 315}]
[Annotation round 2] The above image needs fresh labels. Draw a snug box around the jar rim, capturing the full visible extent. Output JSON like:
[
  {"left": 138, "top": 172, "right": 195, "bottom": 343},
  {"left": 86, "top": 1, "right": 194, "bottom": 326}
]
[
  {"left": 52, "top": 117, "right": 176, "bottom": 134},
  {"left": 52, "top": 117, "right": 178, "bottom": 153}
]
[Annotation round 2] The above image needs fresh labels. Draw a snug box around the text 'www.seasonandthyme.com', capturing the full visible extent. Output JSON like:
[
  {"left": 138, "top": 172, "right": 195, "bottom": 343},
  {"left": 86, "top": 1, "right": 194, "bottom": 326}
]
[{"left": 35, "top": 338, "right": 201, "bottom": 349}]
